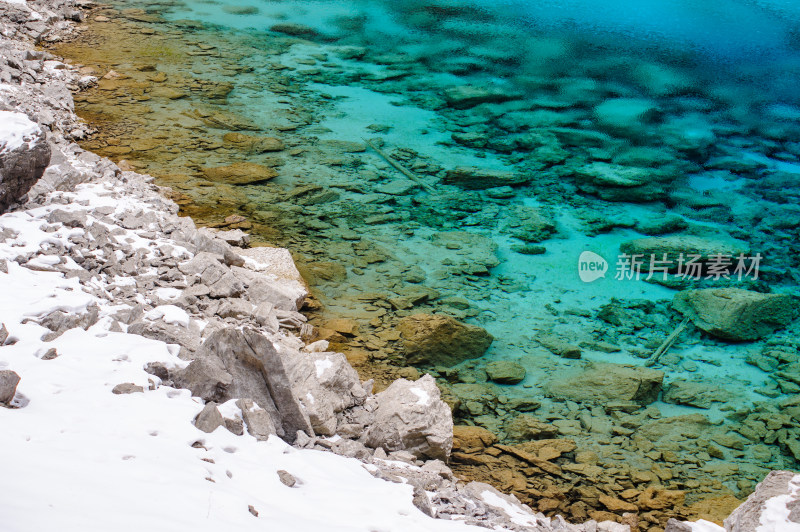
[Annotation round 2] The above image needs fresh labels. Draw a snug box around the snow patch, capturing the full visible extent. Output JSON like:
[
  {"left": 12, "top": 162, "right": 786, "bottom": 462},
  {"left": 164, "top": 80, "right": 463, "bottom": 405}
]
[
  {"left": 0, "top": 111, "right": 39, "bottom": 153},
  {"left": 686, "top": 520, "right": 725, "bottom": 531},
  {"left": 756, "top": 474, "right": 800, "bottom": 532},
  {"left": 145, "top": 305, "right": 191, "bottom": 328},
  {"left": 314, "top": 357, "right": 333, "bottom": 378},
  {"left": 411, "top": 387, "right": 430, "bottom": 406}
]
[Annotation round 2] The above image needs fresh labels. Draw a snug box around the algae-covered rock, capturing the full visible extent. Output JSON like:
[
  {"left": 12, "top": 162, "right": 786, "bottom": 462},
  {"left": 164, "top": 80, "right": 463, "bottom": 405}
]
[
  {"left": 673, "top": 288, "right": 794, "bottom": 341},
  {"left": 662, "top": 379, "right": 733, "bottom": 409},
  {"left": 574, "top": 162, "right": 667, "bottom": 202},
  {"left": 430, "top": 231, "right": 500, "bottom": 272},
  {"left": 397, "top": 313, "right": 493, "bottom": 367},
  {"left": 202, "top": 162, "right": 278, "bottom": 185},
  {"left": 223, "top": 132, "right": 284, "bottom": 153},
  {"left": 545, "top": 361, "right": 664, "bottom": 405},
  {"left": 443, "top": 166, "right": 529, "bottom": 189},
  {"left": 485, "top": 360, "right": 526, "bottom": 384},
  {"left": 504, "top": 414, "right": 559, "bottom": 441},
  {"left": 442, "top": 85, "right": 522, "bottom": 109}
]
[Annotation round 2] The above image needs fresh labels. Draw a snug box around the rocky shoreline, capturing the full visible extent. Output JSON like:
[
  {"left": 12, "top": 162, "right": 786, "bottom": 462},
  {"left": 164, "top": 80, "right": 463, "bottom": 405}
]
[{"left": 1, "top": 1, "right": 799, "bottom": 531}]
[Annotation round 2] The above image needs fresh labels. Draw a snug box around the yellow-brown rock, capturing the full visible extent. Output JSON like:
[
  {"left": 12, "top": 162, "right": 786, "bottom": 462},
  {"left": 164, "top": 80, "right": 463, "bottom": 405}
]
[
  {"left": 223, "top": 132, "right": 285, "bottom": 153},
  {"left": 637, "top": 486, "right": 685, "bottom": 510},
  {"left": 452, "top": 425, "right": 497, "bottom": 453},
  {"left": 202, "top": 162, "right": 277, "bottom": 185}
]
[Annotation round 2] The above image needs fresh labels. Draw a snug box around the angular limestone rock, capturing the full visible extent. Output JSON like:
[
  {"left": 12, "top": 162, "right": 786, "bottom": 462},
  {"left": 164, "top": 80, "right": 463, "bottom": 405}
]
[
  {"left": 673, "top": 288, "right": 795, "bottom": 341},
  {"left": 365, "top": 375, "right": 453, "bottom": 460},
  {"left": 724, "top": 471, "right": 800, "bottom": 531},
  {"left": 236, "top": 398, "right": 278, "bottom": 440},
  {"left": 397, "top": 313, "right": 493, "bottom": 367},
  {"left": 175, "top": 327, "right": 312, "bottom": 442},
  {"left": 284, "top": 350, "right": 366, "bottom": 436},
  {"left": 194, "top": 402, "right": 224, "bottom": 433},
  {"left": 0, "top": 370, "right": 21, "bottom": 404},
  {"left": 0, "top": 112, "right": 50, "bottom": 213}
]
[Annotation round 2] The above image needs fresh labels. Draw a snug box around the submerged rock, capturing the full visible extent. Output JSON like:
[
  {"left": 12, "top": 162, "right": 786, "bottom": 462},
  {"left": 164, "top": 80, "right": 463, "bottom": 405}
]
[
  {"left": 485, "top": 360, "right": 526, "bottom": 384},
  {"left": 452, "top": 425, "right": 497, "bottom": 453},
  {"left": 443, "top": 166, "right": 529, "bottom": 189},
  {"left": 397, "top": 313, "right": 493, "bottom": 367},
  {"left": 545, "top": 362, "right": 664, "bottom": 405},
  {"left": 504, "top": 414, "right": 558, "bottom": 441},
  {"left": 442, "top": 85, "right": 522, "bottom": 109},
  {"left": 673, "top": 288, "right": 795, "bottom": 341},
  {"left": 222, "top": 132, "right": 284, "bottom": 153},
  {"left": 662, "top": 379, "right": 732, "bottom": 409},
  {"left": 202, "top": 162, "right": 278, "bottom": 185},
  {"left": 574, "top": 162, "right": 667, "bottom": 202},
  {"left": 620, "top": 235, "right": 749, "bottom": 266},
  {"left": 593, "top": 97, "right": 662, "bottom": 137}
]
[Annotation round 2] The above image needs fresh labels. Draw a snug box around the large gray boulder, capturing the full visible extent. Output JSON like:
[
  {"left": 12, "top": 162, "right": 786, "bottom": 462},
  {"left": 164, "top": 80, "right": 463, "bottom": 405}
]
[
  {"left": 175, "top": 327, "right": 313, "bottom": 442},
  {"left": 724, "top": 470, "right": 800, "bottom": 531},
  {"left": 396, "top": 313, "right": 493, "bottom": 367},
  {"left": 178, "top": 252, "right": 244, "bottom": 299},
  {"left": 0, "top": 370, "right": 20, "bottom": 404},
  {"left": 673, "top": 288, "right": 795, "bottom": 341},
  {"left": 365, "top": 374, "right": 453, "bottom": 461},
  {"left": 284, "top": 350, "right": 367, "bottom": 436},
  {"left": 0, "top": 111, "right": 50, "bottom": 213}
]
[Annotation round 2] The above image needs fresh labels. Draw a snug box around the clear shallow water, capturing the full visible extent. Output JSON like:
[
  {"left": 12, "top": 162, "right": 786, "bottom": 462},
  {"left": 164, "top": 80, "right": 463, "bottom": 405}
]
[{"left": 56, "top": 0, "right": 800, "bottom": 525}]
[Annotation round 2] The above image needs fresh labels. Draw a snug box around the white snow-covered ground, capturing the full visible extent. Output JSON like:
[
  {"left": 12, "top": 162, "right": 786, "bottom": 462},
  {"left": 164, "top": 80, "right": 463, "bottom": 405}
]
[
  {"left": 0, "top": 181, "right": 492, "bottom": 532},
  {"left": 0, "top": 111, "right": 40, "bottom": 153}
]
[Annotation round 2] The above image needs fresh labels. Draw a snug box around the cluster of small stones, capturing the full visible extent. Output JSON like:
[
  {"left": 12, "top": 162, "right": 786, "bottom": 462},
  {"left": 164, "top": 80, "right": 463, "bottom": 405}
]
[{"left": 41, "top": 1, "right": 800, "bottom": 530}]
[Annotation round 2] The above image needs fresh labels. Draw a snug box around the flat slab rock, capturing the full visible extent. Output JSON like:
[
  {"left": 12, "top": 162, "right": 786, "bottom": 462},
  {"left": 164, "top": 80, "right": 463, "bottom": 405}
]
[
  {"left": 544, "top": 361, "right": 664, "bottom": 406},
  {"left": 673, "top": 288, "right": 795, "bottom": 341}
]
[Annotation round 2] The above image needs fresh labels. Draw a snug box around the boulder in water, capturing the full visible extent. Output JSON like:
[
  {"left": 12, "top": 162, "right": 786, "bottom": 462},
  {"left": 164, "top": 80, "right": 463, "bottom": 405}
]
[
  {"left": 397, "top": 313, "right": 493, "bottom": 367},
  {"left": 673, "top": 288, "right": 794, "bottom": 341},
  {"left": 443, "top": 166, "right": 530, "bottom": 189},
  {"left": 593, "top": 97, "right": 662, "bottom": 137},
  {"left": 442, "top": 85, "right": 523, "bottom": 109},
  {"left": 620, "top": 235, "right": 749, "bottom": 266},
  {"left": 202, "top": 162, "right": 278, "bottom": 185},
  {"left": 485, "top": 360, "right": 526, "bottom": 384},
  {"left": 545, "top": 361, "right": 664, "bottom": 405}
]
